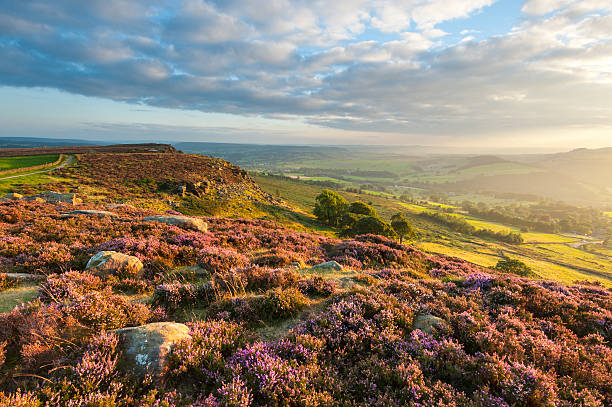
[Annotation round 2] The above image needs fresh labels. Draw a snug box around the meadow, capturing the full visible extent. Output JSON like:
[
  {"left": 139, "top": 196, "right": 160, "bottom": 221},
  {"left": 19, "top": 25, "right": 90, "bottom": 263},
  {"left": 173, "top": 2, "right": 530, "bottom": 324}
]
[
  {"left": 0, "top": 155, "right": 60, "bottom": 172},
  {"left": 255, "top": 174, "right": 612, "bottom": 287}
]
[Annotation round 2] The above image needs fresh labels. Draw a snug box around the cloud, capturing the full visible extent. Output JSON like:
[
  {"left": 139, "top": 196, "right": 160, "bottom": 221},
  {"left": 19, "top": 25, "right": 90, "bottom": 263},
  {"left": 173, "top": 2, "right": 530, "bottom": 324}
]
[{"left": 0, "top": 0, "right": 611, "bottom": 137}]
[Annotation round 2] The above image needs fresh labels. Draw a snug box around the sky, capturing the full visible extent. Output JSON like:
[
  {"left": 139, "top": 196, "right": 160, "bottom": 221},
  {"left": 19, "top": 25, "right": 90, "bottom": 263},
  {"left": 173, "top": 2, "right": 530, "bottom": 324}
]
[{"left": 0, "top": 0, "right": 611, "bottom": 150}]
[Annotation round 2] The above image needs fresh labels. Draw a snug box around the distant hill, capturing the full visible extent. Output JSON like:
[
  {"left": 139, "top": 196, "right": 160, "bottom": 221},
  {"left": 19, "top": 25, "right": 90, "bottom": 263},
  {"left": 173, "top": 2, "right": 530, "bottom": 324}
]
[{"left": 0, "top": 137, "right": 100, "bottom": 148}]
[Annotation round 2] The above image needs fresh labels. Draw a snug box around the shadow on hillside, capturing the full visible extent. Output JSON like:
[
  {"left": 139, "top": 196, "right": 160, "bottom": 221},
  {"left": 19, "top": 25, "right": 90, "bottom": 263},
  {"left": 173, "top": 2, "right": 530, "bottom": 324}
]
[{"left": 255, "top": 202, "right": 336, "bottom": 234}]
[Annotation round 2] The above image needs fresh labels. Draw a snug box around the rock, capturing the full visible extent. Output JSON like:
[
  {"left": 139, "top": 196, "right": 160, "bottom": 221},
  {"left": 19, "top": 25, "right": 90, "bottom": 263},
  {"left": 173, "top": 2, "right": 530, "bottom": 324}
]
[
  {"left": 61, "top": 210, "right": 119, "bottom": 218},
  {"left": 144, "top": 215, "right": 208, "bottom": 233},
  {"left": 311, "top": 260, "right": 343, "bottom": 272},
  {"left": 2, "top": 273, "right": 45, "bottom": 282},
  {"left": 108, "top": 204, "right": 136, "bottom": 210},
  {"left": 412, "top": 314, "right": 444, "bottom": 334},
  {"left": 86, "top": 251, "right": 143, "bottom": 278},
  {"left": 1, "top": 192, "right": 23, "bottom": 200},
  {"left": 30, "top": 192, "right": 80, "bottom": 205},
  {"left": 116, "top": 322, "right": 191, "bottom": 379}
]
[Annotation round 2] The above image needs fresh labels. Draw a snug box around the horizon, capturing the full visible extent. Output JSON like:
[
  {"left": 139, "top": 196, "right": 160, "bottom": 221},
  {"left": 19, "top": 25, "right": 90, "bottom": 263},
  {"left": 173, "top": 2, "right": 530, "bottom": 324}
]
[{"left": 1, "top": 0, "right": 611, "bottom": 149}]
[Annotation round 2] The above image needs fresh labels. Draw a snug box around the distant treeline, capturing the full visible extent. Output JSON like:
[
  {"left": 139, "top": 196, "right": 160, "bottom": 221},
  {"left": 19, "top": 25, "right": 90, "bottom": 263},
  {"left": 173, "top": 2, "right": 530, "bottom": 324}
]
[
  {"left": 262, "top": 173, "right": 345, "bottom": 189},
  {"left": 294, "top": 167, "right": 399, "bottom": 179},
  {"left": 461, "top": 201, "right": 611, "bottom": 235},
  {"left": 419, "top": 211, "right": 524, "bottom": 244}
]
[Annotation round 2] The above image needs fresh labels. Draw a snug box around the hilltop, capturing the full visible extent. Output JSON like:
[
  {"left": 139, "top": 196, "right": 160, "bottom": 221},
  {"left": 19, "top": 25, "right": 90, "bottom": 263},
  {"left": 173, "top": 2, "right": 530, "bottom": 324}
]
[{"left": 0, "top": 146, "right": 610, "bottom": 406}]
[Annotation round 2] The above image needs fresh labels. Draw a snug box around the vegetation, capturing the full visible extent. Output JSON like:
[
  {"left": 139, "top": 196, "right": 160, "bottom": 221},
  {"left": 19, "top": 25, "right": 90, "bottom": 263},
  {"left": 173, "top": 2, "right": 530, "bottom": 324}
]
[
  {"left": 0, "top": 148, "right": 610, "bottom": 405},
  {"left": 391, "top": 213, "right": 416, "bottom": 243},
  {"left": 0, "top": 154, "right": 60, "bottom": 172},
  {"left": 313, "top": 189, "right": 348, "bottom": 227}
]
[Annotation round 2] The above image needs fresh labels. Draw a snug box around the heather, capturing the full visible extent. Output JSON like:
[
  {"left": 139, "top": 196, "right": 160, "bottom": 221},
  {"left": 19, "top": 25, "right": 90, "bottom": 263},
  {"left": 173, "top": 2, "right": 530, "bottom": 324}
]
[{"left": 0, "top": 200, "right": 610, "bottom": 405}]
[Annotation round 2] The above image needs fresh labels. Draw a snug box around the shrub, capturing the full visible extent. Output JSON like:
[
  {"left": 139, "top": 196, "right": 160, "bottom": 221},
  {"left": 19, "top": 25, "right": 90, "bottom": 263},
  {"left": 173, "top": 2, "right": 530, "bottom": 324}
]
[
  {"left": 313, "top": 189, "right": 347, "bottom": 227},
  {"left": 259, "top": 288, "right": 309, "bottom": 320},
  {"left": 298, "top": 276, "right": 336, "bottom": 297},
  {"left": 0, "top": 273, "right": 17, "bottom": 292},
  {"left": 495, "top": 258, "right": 534, "bottom": 277}
]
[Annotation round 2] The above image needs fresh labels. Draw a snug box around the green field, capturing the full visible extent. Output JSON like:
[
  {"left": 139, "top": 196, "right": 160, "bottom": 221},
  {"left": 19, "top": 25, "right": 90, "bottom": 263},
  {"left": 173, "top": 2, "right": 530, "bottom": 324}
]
[
  {"left": 0, "top": 154, "right": 59, "bottom": 171},
  {"left": 255, "top": 174, "right": 612, "bottom": 287}
]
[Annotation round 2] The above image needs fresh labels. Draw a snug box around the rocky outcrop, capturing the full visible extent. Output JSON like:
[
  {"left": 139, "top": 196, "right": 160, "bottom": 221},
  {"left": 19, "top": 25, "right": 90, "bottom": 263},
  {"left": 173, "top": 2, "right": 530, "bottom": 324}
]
[
  {"left": 61, "top": 210, "right": 118, "bottom": 218},
  {"left": 2, "top": 273, "right": 45, "bottom": 282},
  {"left": 144, "top": 215, "right": 208, "bottom": 233},
  {"left": 311, "top": 260, "right": 343, "bottom": 272},
  {"left": 0, "top": 192, "right": 23, "bottom": 201},
  {"left": 412, "top": 314, "right": 444, "bottom": 334},
  {"left": 86, "top": 251, "right": 143, "bottom": 278},
  {"left": 28, "top": 192, "right": 82, "bottom": 205},
  {"left": 116, "top": 322, "right": 191, "bottom": 380}
]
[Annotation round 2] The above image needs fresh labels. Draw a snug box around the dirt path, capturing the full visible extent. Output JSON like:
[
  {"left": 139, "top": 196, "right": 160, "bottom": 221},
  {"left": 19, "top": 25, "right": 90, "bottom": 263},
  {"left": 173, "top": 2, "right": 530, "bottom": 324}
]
[{"left": 0, "top": 155, "right": 74, "bottom": 180}]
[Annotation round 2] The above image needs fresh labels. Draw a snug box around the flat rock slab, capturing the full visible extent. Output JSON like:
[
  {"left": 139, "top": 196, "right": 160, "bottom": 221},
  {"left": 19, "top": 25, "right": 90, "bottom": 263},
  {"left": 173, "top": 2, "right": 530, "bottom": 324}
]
[
  {"left": 1, "top": 193, "right": 24, "bottom": 200},
  {"left": 28, "top": 192, "right": 81, "bottom": 205},
  {"left": 311, "top": 260, "right": 344, "bottom": 272},
  {"left": 86, "top": 251, "right": 143, "bottom": 278},
  {"left": 61, "top": 210, "right": 119, "bottom": 218},
  {"left": 412, "top": 314, "right": 444, "bottom": 334},
  {"left": 2, "top": 273, "right": 45, "bottom": 282},
  {"left": 144, "top": 215, "right": 208, "bottom": 233},
  {"left": 116, "top": 322, "right": 191, "bottom": 379}
]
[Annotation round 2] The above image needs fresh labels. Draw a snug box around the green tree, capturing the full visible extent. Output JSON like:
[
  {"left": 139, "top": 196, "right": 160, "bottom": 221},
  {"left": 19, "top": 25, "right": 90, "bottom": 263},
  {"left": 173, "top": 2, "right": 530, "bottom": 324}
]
[
  {"left": 351, "top": 216, "right": 397, "bottom": 238},
  {"left": 390, "top": 213, "right": 416, "bottom": 243},
  {"left": 314, "top": 189, "right": 348, "bottom": 227},
  {"left": 495, "top": 258, "right": 533, "bottom": 277},
  {"left": 348, "top": 201, "right": 377, "bottom": 217}
]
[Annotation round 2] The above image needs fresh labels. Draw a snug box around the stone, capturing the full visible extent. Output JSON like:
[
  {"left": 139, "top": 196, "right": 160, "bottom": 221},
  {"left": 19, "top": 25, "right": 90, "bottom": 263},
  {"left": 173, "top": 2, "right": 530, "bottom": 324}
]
[
  {"left": 2, "top": 273, "right": 45, "bottom": 282},
  {"left": 61, "top": 210, "right": 118, "bottom": 218},
  {"left": 1, "top": 192, "right": 23, "bottom": 200},
  {"left": 311, "top": 260, "right": 343, "bottom": 272},
  {"left": 107, "top": 204, "right": 136, "bottom": 210},
  {"left": 116, "top": 322, "right": 191, "bottom": 380},
  {"left": 144, "top": 215, "right": 208, "bottom": 233},
  {"left": 412, "top": 314, "right": 444, "bottom": 334},
  {"left": 30, "top": 192, "right": 80, "bottom": 205},
  {"left": 86, "top": 251, "right": 143, "bottom": 278}
]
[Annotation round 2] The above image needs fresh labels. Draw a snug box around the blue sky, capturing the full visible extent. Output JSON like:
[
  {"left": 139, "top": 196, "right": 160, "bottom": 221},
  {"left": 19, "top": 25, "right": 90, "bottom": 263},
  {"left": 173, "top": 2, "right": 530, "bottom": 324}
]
[{"left": 0, "top": 0, "right": 611, "bottom": 150}]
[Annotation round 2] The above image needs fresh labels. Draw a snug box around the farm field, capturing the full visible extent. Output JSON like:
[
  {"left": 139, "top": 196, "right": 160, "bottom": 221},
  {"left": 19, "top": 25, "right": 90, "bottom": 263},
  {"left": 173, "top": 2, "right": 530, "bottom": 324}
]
[
  {"left": 0, "top": 154, "right": 59, "bottom": 171},
  {"left": 255, "top": 174, "right": 612, "bottom": 286}
]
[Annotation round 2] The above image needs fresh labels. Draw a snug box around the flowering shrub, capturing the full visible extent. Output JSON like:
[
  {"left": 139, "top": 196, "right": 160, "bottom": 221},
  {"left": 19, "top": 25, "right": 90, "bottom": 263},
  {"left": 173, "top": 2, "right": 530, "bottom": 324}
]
[
  {"left": 0, "top": 198, "right": 611, "bottom": 406},
  {"left": 0, "top": 274, "right": 17, "bottom": 292},
  {"left": 259, "top": 287, "right": 309, "bottom": 320},
  {"left": 38, "top": 271, "right": 103, "bottom": 302},
  {"left": 298, "top": 276, "right": 336, "bottom": 297}
]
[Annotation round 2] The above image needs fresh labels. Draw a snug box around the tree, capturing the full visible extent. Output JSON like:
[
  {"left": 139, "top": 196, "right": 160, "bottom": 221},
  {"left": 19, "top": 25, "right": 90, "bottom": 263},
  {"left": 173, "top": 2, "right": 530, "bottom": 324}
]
[
  {"left": 348, "top": 201, "right": 377, "bottom": 217},
  {"left": 313, "top": 189, "right": 347, "bottom": 227},
  {"left": 495, "top": 258, "right": 533, "bottom": 277},
  {"left": 351, "top": 216, "right": 397, "bottom": 238},
  {"left": 391, "top": 213, "right": 416, "bottom": 243}
]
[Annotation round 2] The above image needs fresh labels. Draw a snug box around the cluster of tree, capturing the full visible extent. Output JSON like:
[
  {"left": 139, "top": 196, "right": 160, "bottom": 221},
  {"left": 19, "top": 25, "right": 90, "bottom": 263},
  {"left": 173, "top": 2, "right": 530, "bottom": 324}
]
[
  {"left": 263, "top": 173, "right": 345, "bottom": 190},
  {"left": 297, "top": 167, "right": 399, "bottom": 179},
  {"left": 314, "top": 190, "right": 416, "bottom": 242},
  {"left": 419, "top": 211, "right": 524, "bottom": 244},
  {"left": 495, "top": 258, "right": 534, "bottom": 277},
  {"left": 461, "top": 201, "right": 612, "bottom": 235}
]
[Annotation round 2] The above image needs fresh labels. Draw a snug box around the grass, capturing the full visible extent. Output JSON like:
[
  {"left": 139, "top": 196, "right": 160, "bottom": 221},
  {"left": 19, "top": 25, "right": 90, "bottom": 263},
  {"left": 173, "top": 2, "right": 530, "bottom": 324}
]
[
  {"left": 605, "top": 211, "right": 612, "bottom": 218},
  {"left": 255, "top": 173, "right": 612, "bottom": 287},
  {"left": 0, "top": 155, "right": 59, "bottom": 171},
  {"left": 0, "top": 173, "right": 74, "bottom": 195},
  {"left": 0, "top": 285, "right": 39, "bottom": 313}
]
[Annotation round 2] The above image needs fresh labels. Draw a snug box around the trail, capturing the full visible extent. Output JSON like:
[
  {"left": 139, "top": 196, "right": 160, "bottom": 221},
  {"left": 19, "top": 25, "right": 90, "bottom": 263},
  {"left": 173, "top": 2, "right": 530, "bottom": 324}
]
[{"left": 0, "top": 155, "right": 74, "bottom": 180}]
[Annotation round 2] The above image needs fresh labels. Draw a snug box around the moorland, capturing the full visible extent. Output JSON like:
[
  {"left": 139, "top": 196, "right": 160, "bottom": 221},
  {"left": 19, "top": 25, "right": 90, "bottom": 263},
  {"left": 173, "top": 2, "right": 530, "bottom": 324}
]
[{"left": 0, "top": 143, "right": 609, "bottom": 406}]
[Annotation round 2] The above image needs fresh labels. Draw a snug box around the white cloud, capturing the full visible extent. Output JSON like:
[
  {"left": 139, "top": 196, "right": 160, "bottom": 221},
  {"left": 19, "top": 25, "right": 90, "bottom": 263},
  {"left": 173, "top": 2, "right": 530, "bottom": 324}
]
[{"left": 0, "top": 0, "right": 610, "bottom": 138}]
